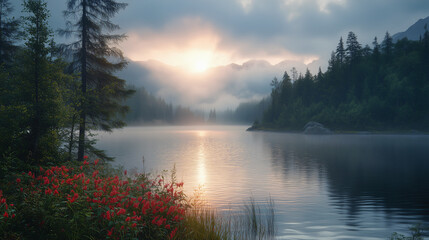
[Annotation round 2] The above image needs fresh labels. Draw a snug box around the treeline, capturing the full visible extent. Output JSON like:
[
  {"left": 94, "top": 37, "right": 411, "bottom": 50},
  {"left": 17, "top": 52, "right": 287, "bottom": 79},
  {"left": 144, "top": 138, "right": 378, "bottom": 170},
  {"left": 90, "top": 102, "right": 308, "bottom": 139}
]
[
  {"left": 218, "top": 98, "right": 270, "bottom": 124},
  {"left": 124, "top": 86, "right": 205, "bottom": 125},
  {"left": 0, "top": 0, "right": 132, "bottom": 174},
  {"left": 260, "top": 30, "right": 429, "bottom": 131},
  {"left": 125, "top": 87, "right": 270, "bottom": 125}
]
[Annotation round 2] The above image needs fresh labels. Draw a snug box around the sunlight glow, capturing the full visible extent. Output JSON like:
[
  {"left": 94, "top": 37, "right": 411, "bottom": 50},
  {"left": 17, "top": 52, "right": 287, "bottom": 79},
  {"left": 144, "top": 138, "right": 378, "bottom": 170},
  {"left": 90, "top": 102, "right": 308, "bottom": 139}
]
[
  {"left": 197, "top": 131, "right": 207, "bottom": 137},
  {"left": 185, "top": 50, "right": 212, "bottom": 73},
  {"left": 122, "top": 20, "right": 321, "bottom": 75}
]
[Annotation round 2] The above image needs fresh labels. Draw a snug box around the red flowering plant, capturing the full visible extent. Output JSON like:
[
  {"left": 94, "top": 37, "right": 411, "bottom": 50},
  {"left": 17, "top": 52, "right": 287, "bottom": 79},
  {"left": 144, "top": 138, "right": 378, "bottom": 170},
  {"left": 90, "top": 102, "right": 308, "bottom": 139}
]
[
  {"left": 0, "top": 189, "right": 16, "bottom": 236},
  {"left": 5, "top": 157, "right": 187, "bottom": 239}
]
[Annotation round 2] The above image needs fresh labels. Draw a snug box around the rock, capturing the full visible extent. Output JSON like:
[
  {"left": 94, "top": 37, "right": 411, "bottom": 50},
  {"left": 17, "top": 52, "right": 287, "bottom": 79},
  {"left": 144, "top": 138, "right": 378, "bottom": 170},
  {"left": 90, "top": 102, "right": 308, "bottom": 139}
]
[
  {"left": 246, "top": 121, "right": 261, "bottom": 131},
  {"left": 303, "top": 121, "right": 331, "bottom": 135},
  {"left": 246, "top": 126, "right": 257, "bottom": 131}
]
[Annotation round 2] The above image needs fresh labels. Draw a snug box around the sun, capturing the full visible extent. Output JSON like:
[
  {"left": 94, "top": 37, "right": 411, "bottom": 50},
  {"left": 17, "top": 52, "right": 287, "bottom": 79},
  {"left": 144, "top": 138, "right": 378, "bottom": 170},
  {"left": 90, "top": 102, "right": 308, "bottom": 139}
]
[
  {"left": 184, "top": 49, "right": 213, "bottom": 73},
  {"left": 191, "top": 61, "right": 209, "bottom": 73}
]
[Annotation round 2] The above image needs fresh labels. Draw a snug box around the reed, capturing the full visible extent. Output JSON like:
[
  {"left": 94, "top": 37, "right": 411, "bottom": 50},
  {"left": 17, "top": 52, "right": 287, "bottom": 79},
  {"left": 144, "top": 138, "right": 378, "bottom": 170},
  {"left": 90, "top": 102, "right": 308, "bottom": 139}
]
[{"left": 177, "top": 195, "right": 276, "bottom": 240}]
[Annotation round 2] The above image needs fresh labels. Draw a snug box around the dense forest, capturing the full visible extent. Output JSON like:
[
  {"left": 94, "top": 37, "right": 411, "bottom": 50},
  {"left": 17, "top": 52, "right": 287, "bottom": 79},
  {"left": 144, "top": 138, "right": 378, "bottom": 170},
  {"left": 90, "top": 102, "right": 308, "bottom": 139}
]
[
  {"left": 257, "top": 30, "right": 429, "bottom": 131},
  {"left": 0, "top": 0, "right": 132, "bottom": 172}
]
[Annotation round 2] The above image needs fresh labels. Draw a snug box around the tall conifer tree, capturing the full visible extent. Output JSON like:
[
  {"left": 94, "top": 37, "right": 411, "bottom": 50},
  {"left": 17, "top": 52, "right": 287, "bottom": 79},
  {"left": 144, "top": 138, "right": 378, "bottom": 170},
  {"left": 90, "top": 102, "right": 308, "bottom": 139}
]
[
  {"left": 60, "top": 0, "right": 134, "bottom": 161},
  {"left": 23, "top": 0, "right": 52, "bottom": 161},
  {"left": 0, "top": 0, "right": 20, "bottom": 66}
]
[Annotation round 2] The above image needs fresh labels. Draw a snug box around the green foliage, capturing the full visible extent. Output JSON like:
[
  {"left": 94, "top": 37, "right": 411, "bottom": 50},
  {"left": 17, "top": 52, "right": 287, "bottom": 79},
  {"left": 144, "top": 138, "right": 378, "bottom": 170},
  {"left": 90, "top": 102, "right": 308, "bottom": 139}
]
[
  {"left": 0, "top": 160, "right": 187, "bottom": 240},
  {"left": 261, "top": 30, "right": 429, "bottom": 131},
  {"left": 60, "top": 0, "right": 134, "bottom": 161},
  {"left": 0, "top": 0, "right": 21, "bottom": 66},
  {"left": 0, "top": 0, "right": 71, "bottom": 167}
]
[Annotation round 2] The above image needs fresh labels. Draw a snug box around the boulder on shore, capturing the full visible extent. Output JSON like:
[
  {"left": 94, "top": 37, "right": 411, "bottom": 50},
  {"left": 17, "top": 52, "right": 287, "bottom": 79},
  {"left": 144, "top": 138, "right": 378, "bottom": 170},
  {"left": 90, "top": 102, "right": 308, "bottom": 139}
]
[{"left": 303, "top": 121, "right": 331, "bottom": 135}]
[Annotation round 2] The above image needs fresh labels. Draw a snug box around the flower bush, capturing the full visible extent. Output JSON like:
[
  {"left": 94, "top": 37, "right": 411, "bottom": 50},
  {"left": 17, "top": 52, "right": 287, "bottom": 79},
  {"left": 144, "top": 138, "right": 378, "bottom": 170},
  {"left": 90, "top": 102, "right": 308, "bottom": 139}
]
[{"left": 0, "top": 158, "right": 187, "bottom": 240}]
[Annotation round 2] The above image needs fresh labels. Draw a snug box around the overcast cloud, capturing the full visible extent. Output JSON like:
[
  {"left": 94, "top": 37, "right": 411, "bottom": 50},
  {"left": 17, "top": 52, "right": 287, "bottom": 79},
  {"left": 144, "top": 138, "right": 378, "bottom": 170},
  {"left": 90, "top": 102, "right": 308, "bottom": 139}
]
[{"left": 11, "top": 0, "right": 429, "bottom": 110}]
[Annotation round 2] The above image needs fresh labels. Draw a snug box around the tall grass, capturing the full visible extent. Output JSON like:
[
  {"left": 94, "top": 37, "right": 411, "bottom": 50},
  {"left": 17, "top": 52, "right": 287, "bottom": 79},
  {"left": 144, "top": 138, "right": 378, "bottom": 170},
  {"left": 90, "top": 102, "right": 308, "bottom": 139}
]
[{"left": 178, "top": 194, "right": 276, "bottom": 240}]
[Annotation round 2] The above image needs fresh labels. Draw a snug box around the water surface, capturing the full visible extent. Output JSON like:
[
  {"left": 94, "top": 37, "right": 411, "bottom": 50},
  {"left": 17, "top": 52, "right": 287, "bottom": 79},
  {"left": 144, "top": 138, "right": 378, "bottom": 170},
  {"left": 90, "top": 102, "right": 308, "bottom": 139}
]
[{"left": 96, "top": 125, "right": 429, "bottom": 239}]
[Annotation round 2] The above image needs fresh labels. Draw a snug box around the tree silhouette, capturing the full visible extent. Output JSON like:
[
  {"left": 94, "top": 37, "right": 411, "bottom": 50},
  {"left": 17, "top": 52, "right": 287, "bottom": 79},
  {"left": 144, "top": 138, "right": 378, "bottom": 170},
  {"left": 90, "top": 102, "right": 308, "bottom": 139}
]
[
  {"left": 0, "top": 0, "right": 20, "bottom": 66},
  {"left": 60, "top": 0, "right": 134, "bottom": 161}
]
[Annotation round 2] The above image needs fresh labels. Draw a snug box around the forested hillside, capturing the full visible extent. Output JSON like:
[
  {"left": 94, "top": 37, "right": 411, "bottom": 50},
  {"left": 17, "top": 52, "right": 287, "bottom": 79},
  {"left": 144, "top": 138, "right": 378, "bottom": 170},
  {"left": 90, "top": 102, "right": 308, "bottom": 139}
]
[
  {"left": 259, "top": 30, "right": 429, "bottom": 131},
  {"left": 125, "top": 87, "right": 205, "bottom": 125}
]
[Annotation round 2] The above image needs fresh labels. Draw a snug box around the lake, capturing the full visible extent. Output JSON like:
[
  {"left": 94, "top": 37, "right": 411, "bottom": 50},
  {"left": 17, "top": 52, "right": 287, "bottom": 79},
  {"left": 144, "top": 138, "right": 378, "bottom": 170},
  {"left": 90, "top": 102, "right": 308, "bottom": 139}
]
[{"left": 96, "top": 125, "right": 429, "bottom": 239}]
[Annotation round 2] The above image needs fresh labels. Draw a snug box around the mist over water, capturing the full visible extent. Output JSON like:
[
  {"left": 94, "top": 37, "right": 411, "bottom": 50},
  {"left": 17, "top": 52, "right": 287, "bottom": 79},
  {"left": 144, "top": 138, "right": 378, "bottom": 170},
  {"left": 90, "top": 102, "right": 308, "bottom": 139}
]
[{"left": 96, "top": 125, "right": 429, "bottom": 239}]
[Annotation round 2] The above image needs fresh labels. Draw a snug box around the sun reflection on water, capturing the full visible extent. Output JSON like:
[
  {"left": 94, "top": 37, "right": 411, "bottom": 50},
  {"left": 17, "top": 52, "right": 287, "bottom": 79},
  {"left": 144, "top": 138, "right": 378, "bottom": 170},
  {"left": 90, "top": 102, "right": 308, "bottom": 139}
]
[
  {"left": 197, "top": 141, "right": 207, "bottom": 186},
  {"left": 197, "top": 130, "right": 207, "bottom": 187}
]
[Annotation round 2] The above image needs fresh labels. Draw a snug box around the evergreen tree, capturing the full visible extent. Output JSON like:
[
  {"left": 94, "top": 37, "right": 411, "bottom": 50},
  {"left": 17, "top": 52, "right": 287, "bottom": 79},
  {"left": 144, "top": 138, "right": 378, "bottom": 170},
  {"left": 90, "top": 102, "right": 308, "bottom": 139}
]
[
  {"left": 280, "top": 70, "right": 292, "bottom": 105},
  {"left": 345, "top": 31, "right": 362, "bottom": 64},
  {"left": 290, "top": 67, "right": 298, "bottom": 82},
  {"left": 381, "top": 31, "right": 393, "bottom": 60},
  {"left": 257, "top": 31, "right": 429, "bottom": 131},
  {"left": 335, "top": 37, "right": 346, "bottom": 65},
  {"left": 0, "top": 0, "right": 20, "bottom": 66},
  {"left": 21, "top": 0, "right": 53, "bottom": 162},
  {"left": 372, "top": 37, "right": 380, "bottom": 64},
  {"left": 60, "top": 0, "right": 134, "bottom": 161}
]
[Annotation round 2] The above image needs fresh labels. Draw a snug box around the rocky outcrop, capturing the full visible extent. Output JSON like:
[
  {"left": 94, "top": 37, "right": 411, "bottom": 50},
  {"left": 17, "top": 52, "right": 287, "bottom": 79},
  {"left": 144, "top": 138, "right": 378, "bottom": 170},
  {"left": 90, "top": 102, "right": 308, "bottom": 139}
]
[{"left": 303, "top": 121, "right": 331, "bottom": 135}]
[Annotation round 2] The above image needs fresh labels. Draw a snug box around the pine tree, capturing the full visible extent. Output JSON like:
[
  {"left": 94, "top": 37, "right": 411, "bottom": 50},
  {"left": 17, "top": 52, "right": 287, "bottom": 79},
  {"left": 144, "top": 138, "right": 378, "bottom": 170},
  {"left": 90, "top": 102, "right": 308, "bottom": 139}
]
[
  {"left": 381, "top": 31, "right": 393, "bottom": 61},
  {"left": 372, "top": 36, "right": 380, "bottom": 63},
  {"left": 60, "top": 0, "right": 134, "bottom": 161},
  {"left": 280, "top": 70, "right": 292, "bottom": 105},
  {"left": 345, "top": 31, "right": 361, "bottom": 64},
  {"left": 0, "top": 0, "right": 20, "bottom": 66},
  {"left": 335, "top": 37, "right": 346, "bottom": 65},
  {"left": 22, "top": 0, "right": 52, "bottom": 161}
]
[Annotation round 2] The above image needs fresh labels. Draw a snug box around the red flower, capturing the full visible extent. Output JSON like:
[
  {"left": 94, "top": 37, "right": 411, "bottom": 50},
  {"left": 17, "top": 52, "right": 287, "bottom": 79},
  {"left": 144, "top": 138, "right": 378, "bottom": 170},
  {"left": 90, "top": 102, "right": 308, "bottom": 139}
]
[
  {"left": 83, "top": 155, "right": 88, "bottom": 159},
  {"left": 107, "top": 227, "right": 113, "bottom": 236},
  {"left": 105, "top": 211, "right": 111, "bottom": 220},
  {"left": 16, "top": 178, "right": 21, "bottom": 183},
  {"left": 117, "top": 208, "right": 126, "bottom": 215},
  {"left": 170, "top": 227, "right": 178, "bottom": 239},
  {"left": 3, "top": 212, "right": 9, "bottom": 218}
]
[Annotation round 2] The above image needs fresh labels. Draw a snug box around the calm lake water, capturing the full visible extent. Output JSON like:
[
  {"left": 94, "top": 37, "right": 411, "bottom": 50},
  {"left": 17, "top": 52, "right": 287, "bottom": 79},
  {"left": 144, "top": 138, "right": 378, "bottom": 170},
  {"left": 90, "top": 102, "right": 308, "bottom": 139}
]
[{"left": 96, "top": 125, "right": 429, "bottom": 239}]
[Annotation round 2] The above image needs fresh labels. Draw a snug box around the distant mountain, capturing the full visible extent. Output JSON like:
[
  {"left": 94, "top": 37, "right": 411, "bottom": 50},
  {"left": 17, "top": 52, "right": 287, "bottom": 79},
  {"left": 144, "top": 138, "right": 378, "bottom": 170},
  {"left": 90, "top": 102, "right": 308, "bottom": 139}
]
[
  {"left": 117, "top": 58, "right": 320, "bottom": 110},
  {"left": 392, "top": 16, "right": 429, "bottom": 42}
]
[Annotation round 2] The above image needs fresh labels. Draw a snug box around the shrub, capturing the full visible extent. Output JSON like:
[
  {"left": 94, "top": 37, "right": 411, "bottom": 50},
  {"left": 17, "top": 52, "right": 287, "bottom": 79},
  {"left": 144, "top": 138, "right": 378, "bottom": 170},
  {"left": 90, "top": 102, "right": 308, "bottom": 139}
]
[{"left": 1, "top": 158, "right": 186, "bottom": 239}]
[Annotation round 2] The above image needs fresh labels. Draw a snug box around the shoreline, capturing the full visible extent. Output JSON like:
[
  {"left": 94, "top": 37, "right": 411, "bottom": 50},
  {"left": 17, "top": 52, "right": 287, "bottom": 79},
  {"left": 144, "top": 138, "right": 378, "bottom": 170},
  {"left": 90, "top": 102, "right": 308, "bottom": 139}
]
[{"left": 246, "top": 126, "right": 429, "bottom": 135}]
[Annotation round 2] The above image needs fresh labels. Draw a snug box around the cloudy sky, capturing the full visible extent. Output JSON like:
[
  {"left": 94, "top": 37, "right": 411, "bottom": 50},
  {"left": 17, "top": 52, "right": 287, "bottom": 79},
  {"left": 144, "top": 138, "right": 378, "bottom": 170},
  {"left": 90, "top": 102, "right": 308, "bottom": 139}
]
[{"left": 12, "top": 0, "right": 429, "bottom": 110}]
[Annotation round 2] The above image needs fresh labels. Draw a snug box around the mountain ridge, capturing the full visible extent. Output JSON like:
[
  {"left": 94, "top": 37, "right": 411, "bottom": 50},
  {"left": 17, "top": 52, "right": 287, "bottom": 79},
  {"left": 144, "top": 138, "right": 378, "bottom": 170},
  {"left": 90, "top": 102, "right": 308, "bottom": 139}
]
[{"left": 392, "top": 16, "right": 429, "bottom": 41}]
